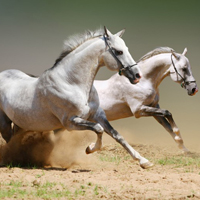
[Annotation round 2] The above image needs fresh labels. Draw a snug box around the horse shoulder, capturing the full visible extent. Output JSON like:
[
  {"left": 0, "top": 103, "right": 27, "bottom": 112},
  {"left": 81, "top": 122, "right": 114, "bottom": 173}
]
[{"left": 38, "top": 73, "right": 95, "bottom": 124}]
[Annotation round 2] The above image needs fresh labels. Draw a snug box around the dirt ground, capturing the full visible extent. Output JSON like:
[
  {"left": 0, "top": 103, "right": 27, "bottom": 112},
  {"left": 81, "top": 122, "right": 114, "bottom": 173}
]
[{"left": 0, "top": 130, "right": 200, "bottom": 199}]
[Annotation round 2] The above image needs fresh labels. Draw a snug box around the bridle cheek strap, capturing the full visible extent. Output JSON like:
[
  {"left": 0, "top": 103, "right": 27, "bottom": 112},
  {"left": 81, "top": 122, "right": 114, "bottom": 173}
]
[
  {"left": 171, "top": 54, "right": 196, "bottom": 88},
  {"left": 103, "top": 34, "right": 138, "bottom": 76}
]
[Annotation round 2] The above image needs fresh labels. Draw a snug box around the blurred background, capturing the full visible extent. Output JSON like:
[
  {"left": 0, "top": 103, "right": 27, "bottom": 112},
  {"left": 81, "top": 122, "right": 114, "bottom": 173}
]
[{"left": 0, "top": 0, "right": 199, "bottom": 152}]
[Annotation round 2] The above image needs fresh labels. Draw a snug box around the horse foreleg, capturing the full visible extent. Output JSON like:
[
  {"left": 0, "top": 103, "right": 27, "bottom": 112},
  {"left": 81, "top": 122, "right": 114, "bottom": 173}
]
[
  {"left": 91, "top": 108, "right": 154, "bottom": 169},
  {"left": 70, "top": 116, "right": 103, "bottom": 154},
  {"left": 138, "top": 105, "right": 189, "bottom": 153},
  {"left": 153, "top": 116, "right": 189, "bottom": 153}
]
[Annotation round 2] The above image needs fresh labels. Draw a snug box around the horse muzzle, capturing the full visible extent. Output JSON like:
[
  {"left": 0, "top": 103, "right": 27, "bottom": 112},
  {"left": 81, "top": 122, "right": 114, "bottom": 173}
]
[
  {"left": 188, "top": 87, "right": 198, "bottom": 96},
  {"left": 185, "top": 82, "right": 198, "bottom": 96},
  {"left": 119, "top": 65, "right": 142, "bottom": 84},
  {"left": 130, "top": 73, "right": 141, "bottom": 84}
]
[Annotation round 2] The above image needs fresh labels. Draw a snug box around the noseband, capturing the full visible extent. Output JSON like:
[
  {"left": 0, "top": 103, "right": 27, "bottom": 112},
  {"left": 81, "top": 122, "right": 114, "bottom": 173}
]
[
  {"left": 103, "top": 34, "right": 137, "bottom": 76},
  {"left": 171, "top": 54, "right": 196, "bottom": 88}
]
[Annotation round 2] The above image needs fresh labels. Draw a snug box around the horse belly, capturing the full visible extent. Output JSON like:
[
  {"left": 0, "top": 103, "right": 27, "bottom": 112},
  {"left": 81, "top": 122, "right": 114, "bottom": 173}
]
[
  {"left": 9, "top": 96, "right": 62, "bottom": 131},
  {"left": 12, "top": 109, "right": 62, "bottom": 131}
]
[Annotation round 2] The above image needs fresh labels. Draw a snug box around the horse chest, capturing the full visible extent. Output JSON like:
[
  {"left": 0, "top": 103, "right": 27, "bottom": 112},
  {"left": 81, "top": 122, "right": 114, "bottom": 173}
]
[
  {"left": 142, "top": 88, "right": 157, "bottom": 105},
  {"left": 131, "top": 81, "right": 156, "bottom": 103}
]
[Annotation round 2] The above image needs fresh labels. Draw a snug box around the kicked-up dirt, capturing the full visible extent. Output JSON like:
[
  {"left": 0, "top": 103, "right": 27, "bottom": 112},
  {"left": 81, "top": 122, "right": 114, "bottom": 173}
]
[{"left": 0, "top": 130, "right": 200, "bottom": 199}]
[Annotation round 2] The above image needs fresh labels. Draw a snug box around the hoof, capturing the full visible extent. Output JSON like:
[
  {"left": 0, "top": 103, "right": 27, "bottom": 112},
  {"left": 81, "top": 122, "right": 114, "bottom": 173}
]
[
  {"left": 178, "top": 145, "right": 190, "bottom": 154},
  {"left": 140, "top": 161, "right": 154, "bottom": 169},
  {"left": 182, "top": 150, "right": 191, "bottom": 155},
  {"left": 85, "top": 146, "right": 91, "bottom": 154},
  {"left": 85, "top": 143, "right": 95, "bottom": 154}
]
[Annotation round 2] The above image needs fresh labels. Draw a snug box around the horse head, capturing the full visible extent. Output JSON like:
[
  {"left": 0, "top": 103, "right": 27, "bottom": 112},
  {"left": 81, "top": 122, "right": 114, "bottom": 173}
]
[
  {"left": 170, "top": 48, "right": 198, "bottom": 96},
  {"left": 101, "top": 27, "right": 141, "bottom": 84}
]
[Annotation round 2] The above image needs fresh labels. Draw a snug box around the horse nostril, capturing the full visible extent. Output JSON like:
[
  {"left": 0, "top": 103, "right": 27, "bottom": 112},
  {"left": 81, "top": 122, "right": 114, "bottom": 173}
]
[
  {"left": 192, "top": 88, "right": 196, "bottom": 94},
  {"left": 136, "top": 73, "right": 141, "bottom": 79}
]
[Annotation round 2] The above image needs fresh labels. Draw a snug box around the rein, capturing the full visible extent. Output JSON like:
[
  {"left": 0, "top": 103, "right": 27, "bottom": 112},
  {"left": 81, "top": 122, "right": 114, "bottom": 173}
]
[
  {"left": 171, "top": 54, "right": 196, "bottom": 88},
  {"left": 103, "top": 34, "right": 137, "bottom": 76}
]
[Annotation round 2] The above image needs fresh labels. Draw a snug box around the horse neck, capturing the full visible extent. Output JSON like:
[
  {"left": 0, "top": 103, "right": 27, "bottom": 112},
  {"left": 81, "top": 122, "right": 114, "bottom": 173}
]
[
  {"left": 140, "top": 53, "right": 172, "bottom": 88},
  {"left": 47, "top": 38, "right": 104, "bottom": 94}
]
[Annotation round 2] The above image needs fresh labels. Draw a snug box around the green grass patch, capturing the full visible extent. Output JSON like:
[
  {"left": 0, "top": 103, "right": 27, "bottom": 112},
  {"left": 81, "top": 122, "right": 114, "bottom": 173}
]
[
  {"left": 157, "top": 155, "right": 200, "bottom": 169},
  {"left": 5, "top": 162, "right": 38, "bottom": 169},
  {"left": 0, "top": 180, "right": 109, "bottom": 199},
  {"left": 98, "top": 154, "right": 121, "bottom": 165}
]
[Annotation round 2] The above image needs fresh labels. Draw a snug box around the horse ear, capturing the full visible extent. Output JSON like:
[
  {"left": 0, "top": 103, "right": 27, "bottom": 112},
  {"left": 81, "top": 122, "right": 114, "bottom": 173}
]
[
  {"left": 182, "top": 48, "right": 187, "bottom": 56},
  {"left": 115, "top": 29, "right": 125, "bottom": 38},
  {"left": 171, "top": 50, "right": 180, "bottom": 60},
  {"left": 104, "top": 26, "right": 112, "bottom": 38}
]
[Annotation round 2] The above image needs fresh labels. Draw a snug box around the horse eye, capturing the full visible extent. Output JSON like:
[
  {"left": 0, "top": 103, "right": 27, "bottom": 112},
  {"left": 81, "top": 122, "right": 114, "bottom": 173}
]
[
  {"left": 114, "top": 49, "right": 123, "bottom": 56},
  {"left": 182, "top": 67, "right": 187, "bottom": 72}
]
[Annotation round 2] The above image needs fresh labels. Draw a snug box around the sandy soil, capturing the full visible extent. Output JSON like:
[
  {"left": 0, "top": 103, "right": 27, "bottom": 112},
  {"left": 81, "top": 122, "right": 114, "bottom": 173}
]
[{"left": 0, "top": 130, "right": 200, "bottom": 199}]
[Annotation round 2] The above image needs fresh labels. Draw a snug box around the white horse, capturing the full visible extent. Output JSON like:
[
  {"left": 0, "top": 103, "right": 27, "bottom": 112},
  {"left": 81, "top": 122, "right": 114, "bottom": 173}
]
[
  {"left": 0, "top": 27, "right": 154, "bottom": 169},
  {"left": 94, "top": 47, "right": 198, "bottom": 153}
]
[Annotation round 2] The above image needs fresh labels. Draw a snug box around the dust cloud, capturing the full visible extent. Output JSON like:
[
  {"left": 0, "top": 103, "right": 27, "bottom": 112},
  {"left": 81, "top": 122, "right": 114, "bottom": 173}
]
[
  {"left": 0, "top": 122, "right": 199, "bottom": 168},
  {"left": 0, "top": 130, "right": 99, "bottom": 169}
]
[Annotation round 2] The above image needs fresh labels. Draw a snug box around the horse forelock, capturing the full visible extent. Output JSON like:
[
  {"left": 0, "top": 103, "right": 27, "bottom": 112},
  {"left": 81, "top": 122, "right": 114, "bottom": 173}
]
[
  {"left": 51, "top": 28, "right": 104, "bottom": 69},
  {"left": 138, "top": 47, "right": 175, "bottom": 62}
]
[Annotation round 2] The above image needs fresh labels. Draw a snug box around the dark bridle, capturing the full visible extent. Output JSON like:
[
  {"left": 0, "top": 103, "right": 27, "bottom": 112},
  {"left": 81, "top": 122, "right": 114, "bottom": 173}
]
[
  {"left": 103, "top": 34, "right": 138, "bottom": 76},
  {"left": 171, "top": 54, "right": 196, "bottom": 88}
]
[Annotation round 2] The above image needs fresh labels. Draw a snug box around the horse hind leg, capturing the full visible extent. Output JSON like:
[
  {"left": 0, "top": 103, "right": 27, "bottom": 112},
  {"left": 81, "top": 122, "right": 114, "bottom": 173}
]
[
  {"left": 69, "top": 116, "right": 103, "bottom": 154},
  {"left": 0, "top": 110, "right": 13, "bottom": 143}
]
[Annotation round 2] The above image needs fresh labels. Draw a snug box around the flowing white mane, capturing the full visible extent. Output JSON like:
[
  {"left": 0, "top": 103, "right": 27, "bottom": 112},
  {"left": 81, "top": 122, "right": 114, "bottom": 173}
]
[
  {"left": 52, "top": 28, "right": 104, "bottom": 68},
  {"left": 138, "top": 47, "right": 175, "bottom": 62},
  {"left": 63, "top": 28, "right": 104, "bottom": 52}
]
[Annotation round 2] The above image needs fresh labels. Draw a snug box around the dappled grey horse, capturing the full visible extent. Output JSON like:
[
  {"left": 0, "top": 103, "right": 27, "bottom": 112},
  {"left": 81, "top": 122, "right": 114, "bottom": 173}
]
[
  {"left": 94, "top": 47, "right": 198, "bottom": 153},
  {"left": 0, "top": 27, "right": 154, "bottom": 169}
]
